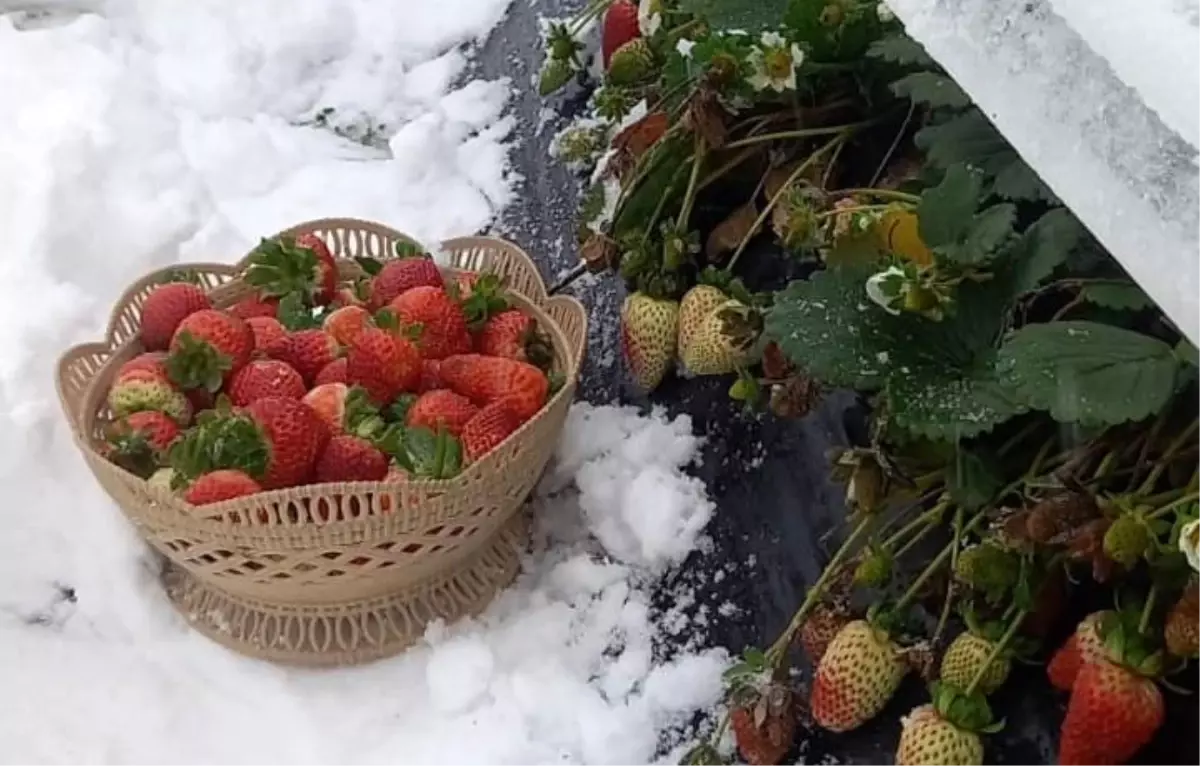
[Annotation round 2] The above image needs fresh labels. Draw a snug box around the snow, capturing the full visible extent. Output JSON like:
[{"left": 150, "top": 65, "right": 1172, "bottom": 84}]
[
  {"left": 0, "top": 1, "right": 728, "bottom": 762},
  {"left": 888, "top": 0, "right": 1200, "bottom": 346}
]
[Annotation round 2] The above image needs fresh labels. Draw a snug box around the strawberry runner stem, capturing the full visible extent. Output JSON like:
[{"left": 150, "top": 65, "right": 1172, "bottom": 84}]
[
  {"left": 830, "top": 187, "right": 922, "bottom": 205},
  {"left": 1145, "top": 489, "right": 1200, "bottom": 521},
  {"left": 1136, "top": 419, "right": 1199, "bottom": 495},
  {"left": 567, "top": 0, "right": 613, "bottom": 36},
  {"left": 764, "top": 513, "right": 875, "bottom": 665},
  {"left": 963, "top": 608, "right": 1027, "bottom": 697},
  {"left": 881, "top": 499, "right": 949, "bottom": 554},
  {"left": 933, "top": 507, "right": 967, "bottom": 642},
  {"left": 1137, "top": 583, "right": 1159, "bottom": 636},
  {"left": 676, "top": 136, "right": 707, "bottom": 227}
]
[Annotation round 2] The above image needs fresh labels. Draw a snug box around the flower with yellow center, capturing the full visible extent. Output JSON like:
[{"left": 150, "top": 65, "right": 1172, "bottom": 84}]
[{"left": 746, "top": 32, "right": 805, "bottom": 93}]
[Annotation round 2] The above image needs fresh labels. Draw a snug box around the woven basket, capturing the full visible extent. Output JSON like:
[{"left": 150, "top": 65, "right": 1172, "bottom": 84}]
[{"left": 55, "top": 218, "right": 588, "bottom": 666}]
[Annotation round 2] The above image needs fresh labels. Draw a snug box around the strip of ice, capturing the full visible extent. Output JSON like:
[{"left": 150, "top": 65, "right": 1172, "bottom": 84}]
[{"left": 888, "top": 0, "right": 1200, "bottom": 344}]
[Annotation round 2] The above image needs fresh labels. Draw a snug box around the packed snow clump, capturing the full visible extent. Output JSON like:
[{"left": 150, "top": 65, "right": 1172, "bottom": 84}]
[{"left": 0, "top": 1, "right": 728, "bottom": 761}]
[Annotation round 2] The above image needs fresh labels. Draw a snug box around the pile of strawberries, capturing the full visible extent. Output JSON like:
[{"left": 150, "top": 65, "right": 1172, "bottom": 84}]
[{"left": 102, "top": 233, "right": 560, "bottom": 511}]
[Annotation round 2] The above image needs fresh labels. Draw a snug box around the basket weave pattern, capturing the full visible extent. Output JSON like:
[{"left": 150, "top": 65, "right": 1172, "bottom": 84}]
[{"left": 55, "top": 218, "right": 587, "bottom": 665}]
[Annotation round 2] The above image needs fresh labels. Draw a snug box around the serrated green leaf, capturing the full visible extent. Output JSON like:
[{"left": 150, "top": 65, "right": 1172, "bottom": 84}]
[
  {"left": 679, "top": 0, "right": 788, "bottom": 32},
  {"left": 867, "top": 34, "right": 935, "bottom": 66},
  {"left": 890, "top": 71, "right": 970, "bottom": 109},
  {"left": 942, "top": 203, "right": 1016, "bottom": 266},
  {"left": 1007, "top": 208, "right": 1084, "bottom": 294},
  {"left": 997, "top": 321, "right": 1179, "bottom": 426},
  {"left": 765, "top": 266, "right": 895, "bottom": 389},
  {"left": 917, "top": 164, "right": 983, "bottom": 249},
  {"left": 1079, "top": 280, "right": 1152, "bottom": 311},
  {"left": 886, "top": 355, "right": 1021, "bottom": 441},
  {"left": 947, "top": 447, "right": 1004, "bottom": 510},
  {"left": 915, "top": 110, "right": 1056, "bottom": 203}
]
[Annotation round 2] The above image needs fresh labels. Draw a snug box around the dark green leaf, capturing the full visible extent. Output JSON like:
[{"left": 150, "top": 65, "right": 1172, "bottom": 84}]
[
  {"left": 917, "top": 164, "right": 983, "bottom": 249},
  {"left": 885, "top": 354, "right": 1022, "bottom": 442},
  {"left": 942, "top": 203, "right": 1016, "bottom": 266},
  {"left": 947, "top": 447, "right": 1004, "bottom": 510},
  {"left": 867, "top": 34, "right": 935, "bottom": 66},
  {"left": 890, "top": 72, "right": 970, "bottom": 109},
  {"left": 395, "top": 241, "right": 425, "bottom": 258},
  {"left": 1175, "top": 339, "right": 1199, "bottom": 368},
  {"left": 1079, "top": 281, "right": 1153, "bottom": 312},
  {"left": 743, "top": 647, "right": 767, "bottom": 669},
  {"left": 1007, "top": 208, "right": 1083, "bottom": 294},
  {"left": 355, "top": 256, "right": 383, "bottom": 276},
  {"left": 997, "top": 321, "right": 1180, "bottom": 426},
  {"left": 915, "top": 110, "right": 1057, "bottom": 203},
  {"left": 765, "top": 265, "right": 894, "bottom": 389},
  {"left": 679, "top": 0, "right": 789, "bottom": 33}
]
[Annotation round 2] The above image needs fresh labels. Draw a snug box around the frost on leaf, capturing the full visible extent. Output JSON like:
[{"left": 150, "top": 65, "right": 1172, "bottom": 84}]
[{"left": 996, "top": 321, "right": 1180, "bottom": 426}]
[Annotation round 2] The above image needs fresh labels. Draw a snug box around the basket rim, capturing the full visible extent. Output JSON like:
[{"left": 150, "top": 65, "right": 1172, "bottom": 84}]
[{"left": 55, "top": 223, "right": 587, "bottom": 530}]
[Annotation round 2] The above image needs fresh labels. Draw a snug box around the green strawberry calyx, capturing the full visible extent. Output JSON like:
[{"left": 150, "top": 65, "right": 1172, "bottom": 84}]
[
  {"left": 167, "top": 413, "right": 269, "bottom": 488},
  {"left": 929, "top": 681, "right": 1003, "bottom": 735},
  {"left": 376, "top": 423, "right": 462, "bottom": 480},
  {"left": 165, "top": 331, "right": 233, "bottom": 393},
  {"left": 243, "top": 236, "right": 322, "bottom": 300}
]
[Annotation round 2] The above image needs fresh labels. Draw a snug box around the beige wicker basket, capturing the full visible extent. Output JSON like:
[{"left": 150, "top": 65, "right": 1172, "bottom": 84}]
[{"left": 55, "top": 218, "right": 587, "bottom": 666}]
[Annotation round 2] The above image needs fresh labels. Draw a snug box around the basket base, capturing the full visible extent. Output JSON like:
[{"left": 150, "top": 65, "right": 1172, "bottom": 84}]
[{"left": 163, "top": 511, "right": 531, "bottom": 667}]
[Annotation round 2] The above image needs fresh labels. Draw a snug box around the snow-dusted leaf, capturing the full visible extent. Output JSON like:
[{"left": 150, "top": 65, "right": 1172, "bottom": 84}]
[
  {"left": 765, "top": 266, "right": 895, "bottom": 390},
  {"left": 890, "top": 72, "right": 970, "bottom": 109},
  {"left": 886, "top": 355, "right": 1021, "bottom": 442},
  {"left": 997, "top": 321, "right": 1179, "bottom": 426},
  {"left": 1079, "top": 280, "right": 1152, "bottom": 311}
]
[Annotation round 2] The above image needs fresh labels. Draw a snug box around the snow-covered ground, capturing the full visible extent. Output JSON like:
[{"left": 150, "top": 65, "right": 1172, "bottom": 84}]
[{"left": 0, "top": 1, "right": 728, "bottom": 761}]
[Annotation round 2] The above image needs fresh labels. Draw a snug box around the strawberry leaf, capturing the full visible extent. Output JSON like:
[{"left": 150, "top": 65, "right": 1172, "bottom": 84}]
[
  {"left": 997, "top": 321, "right": 1179, "bottom": 427},
  {"left": 947, "top": 447, "right": 1004, "bottom": 511},
  {"left": 890, "top": 71, "right": 970, "bottom": 109},
  {"left": 1006, "top": 208, "right": 1084, "bottom": 294},
  {"left": 867, "top": 34, "right": 936, "bottom": 67},
  {"left": 1078, "top": 280, "right": 1153, "bottom": 312}
]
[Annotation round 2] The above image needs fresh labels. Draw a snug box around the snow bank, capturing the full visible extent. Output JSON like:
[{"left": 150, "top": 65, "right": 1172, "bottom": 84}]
[
  {"left": 887, "top": 0, "right": 1199, "bottom": 344},
  {"left": 0, "top": 2, "right": 728, "bottom": 761}
]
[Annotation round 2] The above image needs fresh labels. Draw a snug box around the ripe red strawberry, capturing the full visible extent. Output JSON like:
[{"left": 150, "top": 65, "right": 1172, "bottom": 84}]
[
  {"left": 460, "top": 401, "right": 522, "bottom": 462},
  {"left": 418, "top": 359, "right": 443, "bottom": 392},
  {"left": 240, "top": 397, "right": 328, "bottom": 488},
  {"left": 346, "top": 328, "right": 421, "bottom": 405},
  {"left": 105, "top": 411, "right": 181, "bottom": 478},
  {"left": 315, "top": 434, "right": 389, "bottom": 482},
  {"left": 387, "top": 286, "right": 472, "bottom": 359},
  {"left": 167, "top": 309, "right": 254, "bottom": 392},
  {"left": 601, "top": 0, "right": 640, "bottom": 69},
  {"left": 314, "top": 357, "right": 348, "bottom": 386},
  {"left": 1058, "top": 658, "right": 1164, "bottom": 765},
  {"left": 1048, "top": 611, "right": 1111, "bottom": 691},
  {"left": 139, "top": 282, "right": 211, "bottom": 351},
  {"left": 810, "top": 619, "right": 905, "bottom": 732},
  {"left": 477, "top": 309, "right": 554, "bottom": 369},
  {"left": 227, "top": 359, "right": 307, "bottom": 406},
  {"left": 269, "top": 329, "right": 340, "bottom": 385},
  {"left": 243, "top": 233, "right": 338, "bottom": 306},
  {"left": 438, "top": 354, "right": 550, "bottom": 421},
  {"left": 228, "top": 293, "right": 279, "bottom": 320},
  {"left": 302, "top": 383, "right": 385, "bottom": 437},
  {"left": 107, "top": 368, "right": 193, "bottom": 425},
  {"left": 406, "top": 390, "right": 478, "bottom": 438},
  {"left": 368, "top": 255, "right": 444, "bottom": 310},
  {"left": 116, "top": 352, "right": 169, "bottom": 382},
  {"left": 324, "top": 304, "right": 372, "bottom": 347},
  {"left": 246, "top": 316, "right": 287, "bottom": 354},
  {"left": 184, "top": 469, "right": 262, "bottom": 505}
]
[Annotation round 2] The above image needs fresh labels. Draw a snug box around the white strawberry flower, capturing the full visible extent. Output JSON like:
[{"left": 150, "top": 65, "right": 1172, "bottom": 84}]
[
  {"left": 1181, "top": 518, "right": 1200, "bottom": 572},
  {"left": 746, "top": 31, "right": 805, "bottom": 92},
  {"left": 637, "top": 0, "right": 662, "bottom": 36},
  {"left": 876, "top": 2, "right": 895, "bottom": 21},
  {"left": 675, "top": 38, "right": 696, "bottom": 58},
  {"left": 865, "top": 266, "right": 906, "bottom": 315}
]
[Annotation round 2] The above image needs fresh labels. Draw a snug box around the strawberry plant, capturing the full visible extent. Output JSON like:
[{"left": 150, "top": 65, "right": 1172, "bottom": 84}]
[{"left": 539, "top": 0, "right": 1198, "bottom": 762}]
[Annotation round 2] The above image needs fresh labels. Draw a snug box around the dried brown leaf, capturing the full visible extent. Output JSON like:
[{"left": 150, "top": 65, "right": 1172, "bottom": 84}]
[
  {"left": 683, "top": 88, "right": 731, "bottom": 150},
  {"left": 705, "top": 201, "right": 760, "bottom": 262}
]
